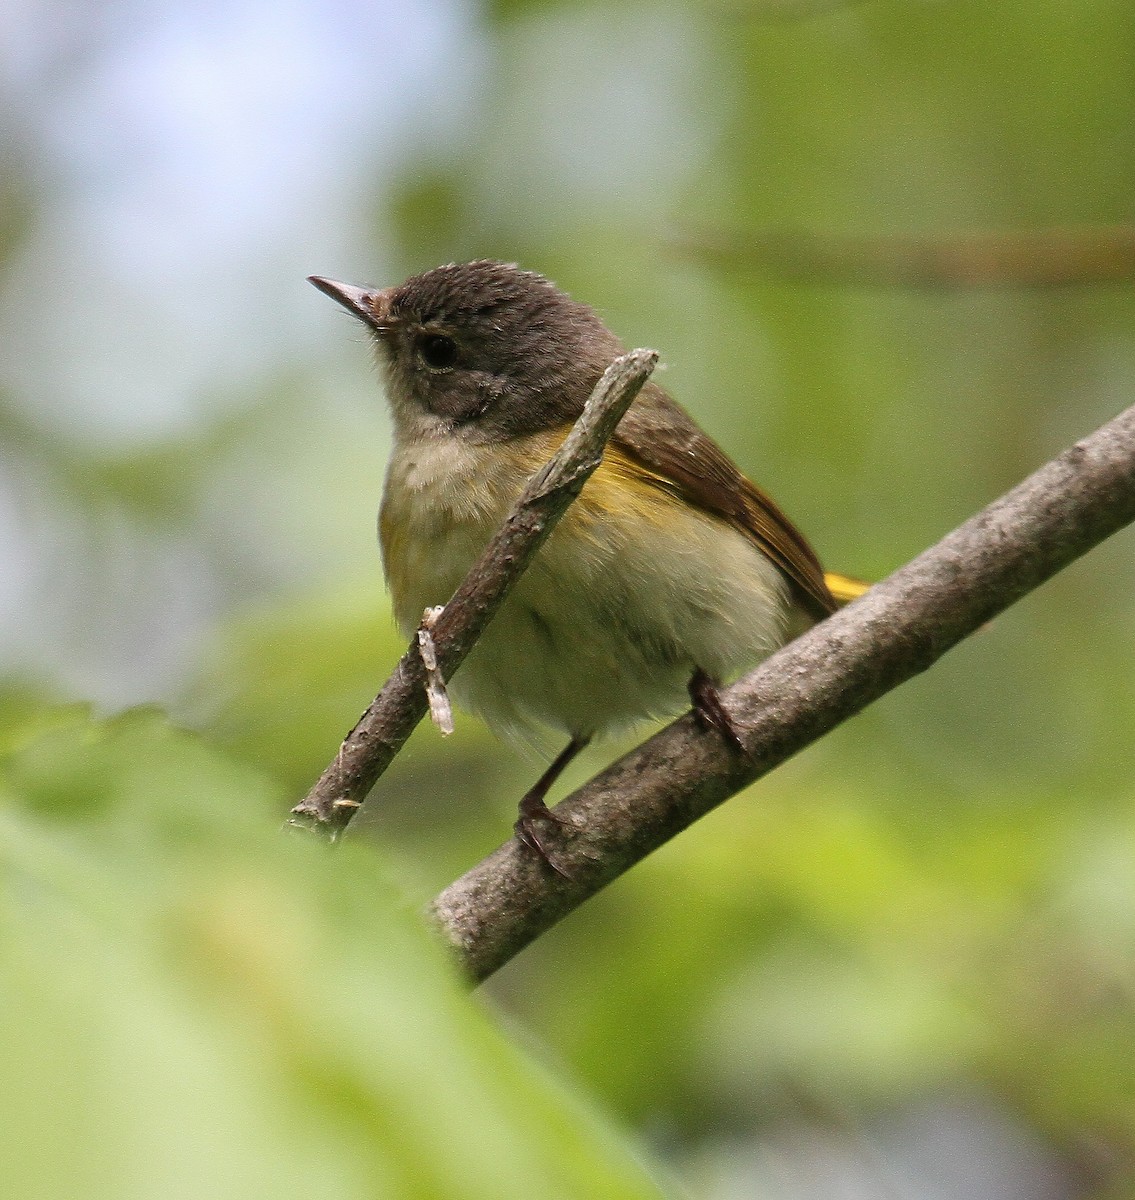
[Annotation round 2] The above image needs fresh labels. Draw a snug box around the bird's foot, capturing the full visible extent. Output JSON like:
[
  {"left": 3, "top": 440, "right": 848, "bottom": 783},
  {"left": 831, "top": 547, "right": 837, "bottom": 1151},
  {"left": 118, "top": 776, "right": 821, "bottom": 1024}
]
[
  {"left": 688, "top": 667, "right": 747, "bottom": 755},
  {"left": 514, "top": 792, "right": 575, "bottom": 880}
]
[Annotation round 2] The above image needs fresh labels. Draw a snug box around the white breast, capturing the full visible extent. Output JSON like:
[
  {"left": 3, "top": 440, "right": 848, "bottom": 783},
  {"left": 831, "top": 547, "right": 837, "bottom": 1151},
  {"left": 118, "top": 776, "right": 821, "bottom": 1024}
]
[
  {"left": 380, "top": 434, "right": 522, "bottom": 628},
  {"left": 379, "top": 432, "right": 795, "bottom": 748}
]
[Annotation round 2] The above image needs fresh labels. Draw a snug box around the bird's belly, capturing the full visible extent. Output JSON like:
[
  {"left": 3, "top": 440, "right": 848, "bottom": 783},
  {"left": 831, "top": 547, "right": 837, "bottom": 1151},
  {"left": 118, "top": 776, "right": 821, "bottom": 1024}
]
[{"left": 379, "top": 435, "right": 794, "bottom": 744}]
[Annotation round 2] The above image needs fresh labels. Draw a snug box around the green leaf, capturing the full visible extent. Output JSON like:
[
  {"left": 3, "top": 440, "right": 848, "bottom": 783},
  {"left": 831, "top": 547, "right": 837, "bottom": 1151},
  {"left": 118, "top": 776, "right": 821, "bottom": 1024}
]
[{"left": 0, "top": 707, "right": 667, "bottom": 1200}]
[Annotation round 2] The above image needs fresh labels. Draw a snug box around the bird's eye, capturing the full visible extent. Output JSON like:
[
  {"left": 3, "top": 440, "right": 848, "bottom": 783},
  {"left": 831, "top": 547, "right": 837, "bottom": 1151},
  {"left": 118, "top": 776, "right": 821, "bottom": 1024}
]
[{"left": 418, "top": 333, "right": 458, "bottom": 370}]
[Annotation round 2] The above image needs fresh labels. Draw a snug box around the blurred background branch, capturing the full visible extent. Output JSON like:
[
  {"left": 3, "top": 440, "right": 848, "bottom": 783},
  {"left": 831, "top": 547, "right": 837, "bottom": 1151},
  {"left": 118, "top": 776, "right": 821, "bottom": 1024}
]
[
  {"left": 673, "top": 224, "right": 1135, "bottom": 287},
  {"left": 712, "top": 0, "right": 875, "bottom": 23}
]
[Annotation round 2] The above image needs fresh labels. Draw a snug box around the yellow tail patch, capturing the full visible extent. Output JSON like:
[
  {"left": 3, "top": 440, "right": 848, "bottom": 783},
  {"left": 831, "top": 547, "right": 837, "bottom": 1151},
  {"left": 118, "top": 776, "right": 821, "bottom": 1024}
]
[{"left": 824, "top": 572, "right": 871, "bottom": 606}]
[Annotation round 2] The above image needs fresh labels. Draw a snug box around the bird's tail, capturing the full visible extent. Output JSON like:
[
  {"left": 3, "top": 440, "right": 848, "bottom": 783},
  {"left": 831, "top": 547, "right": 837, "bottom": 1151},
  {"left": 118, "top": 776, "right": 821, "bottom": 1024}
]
[{"left": 824, "top": 572, "right": 871, "bottom": 607}]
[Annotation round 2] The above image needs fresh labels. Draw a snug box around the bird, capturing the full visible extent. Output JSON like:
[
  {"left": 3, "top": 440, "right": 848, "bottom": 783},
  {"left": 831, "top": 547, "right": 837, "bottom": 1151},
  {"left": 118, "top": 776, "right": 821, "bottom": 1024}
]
[{"left": 309, "top": 260, "right": 865, "bottom": 871}]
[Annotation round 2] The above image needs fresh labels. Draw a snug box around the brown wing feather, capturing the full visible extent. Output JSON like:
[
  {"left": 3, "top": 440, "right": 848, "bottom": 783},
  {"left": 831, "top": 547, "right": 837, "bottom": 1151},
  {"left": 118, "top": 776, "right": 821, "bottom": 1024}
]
[{"left": 613, "top": 381, "right": 837, "bottom": 621}]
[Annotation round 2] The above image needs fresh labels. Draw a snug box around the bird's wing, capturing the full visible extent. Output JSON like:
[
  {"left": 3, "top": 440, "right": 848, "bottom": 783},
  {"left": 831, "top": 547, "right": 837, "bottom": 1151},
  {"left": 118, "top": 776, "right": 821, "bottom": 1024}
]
[{"left": 612, "top": 382, "right": 837, "bottom": 621}]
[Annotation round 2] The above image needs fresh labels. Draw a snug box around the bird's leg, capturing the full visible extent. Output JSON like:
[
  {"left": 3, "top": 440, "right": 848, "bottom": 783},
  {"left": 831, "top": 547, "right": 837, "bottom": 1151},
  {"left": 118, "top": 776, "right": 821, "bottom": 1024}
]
[
  {"left": 514, "top": 735, "right": 590, "bottom": 878},
  {"left": 688, "top": 667, "right": 746, "bottom": 754}
]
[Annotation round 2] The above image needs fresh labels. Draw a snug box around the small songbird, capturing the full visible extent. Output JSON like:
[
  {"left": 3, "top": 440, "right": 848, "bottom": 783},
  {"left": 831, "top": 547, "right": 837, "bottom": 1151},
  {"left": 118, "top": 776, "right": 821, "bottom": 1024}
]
[{"left": 309, "top": 261, "right": 863, "bottom": 869}]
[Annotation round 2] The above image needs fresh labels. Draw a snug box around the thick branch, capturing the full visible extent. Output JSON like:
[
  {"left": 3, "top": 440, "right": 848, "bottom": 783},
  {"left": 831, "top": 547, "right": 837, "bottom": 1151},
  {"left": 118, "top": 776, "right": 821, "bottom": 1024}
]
[
  {"left": 674, "top": 225, "right": 1135, "bottom": 287},
  {"left": 432, "top": 403, "right": 1135, "bottom": 982},
  {"left": 288, "top": 349, "right": 658, "bottom": 838}
]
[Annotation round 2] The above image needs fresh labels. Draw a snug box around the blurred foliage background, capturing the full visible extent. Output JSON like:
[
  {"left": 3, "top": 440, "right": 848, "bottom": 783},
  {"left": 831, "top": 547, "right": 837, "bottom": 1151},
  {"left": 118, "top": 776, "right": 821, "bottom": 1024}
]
[{"left": 2, "top": 1, "right": 1134, "bottom": 1197}]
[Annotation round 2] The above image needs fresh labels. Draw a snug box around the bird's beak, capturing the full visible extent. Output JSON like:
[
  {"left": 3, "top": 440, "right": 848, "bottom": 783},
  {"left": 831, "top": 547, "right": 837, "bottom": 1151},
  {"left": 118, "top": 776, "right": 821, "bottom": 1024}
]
[{"left": 307, "top": 276, "right": 392, "bottom": 331}]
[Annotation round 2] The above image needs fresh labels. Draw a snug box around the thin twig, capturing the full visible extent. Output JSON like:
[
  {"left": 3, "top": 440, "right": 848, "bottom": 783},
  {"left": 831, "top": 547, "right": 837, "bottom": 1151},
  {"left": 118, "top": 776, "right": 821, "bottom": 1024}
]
[
  {"left": 431, "top": 402, "right": 1135, "bottom": 982},
  {"left": 673, "top": 225, "right": 1135, "bottom": 288},
  {"left": 287, "top": 349, "right": 658, "bottom": 839}
]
